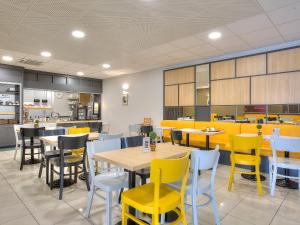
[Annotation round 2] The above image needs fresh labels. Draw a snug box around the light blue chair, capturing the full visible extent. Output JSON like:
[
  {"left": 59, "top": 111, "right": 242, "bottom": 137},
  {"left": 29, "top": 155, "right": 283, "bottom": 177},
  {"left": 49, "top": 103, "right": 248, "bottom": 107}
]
[
  {"left": 85, "top": 139, "right": 127, "bottom": 225},
  {"left": 170, "top": 145, "right": 220, "bottom": 225}
]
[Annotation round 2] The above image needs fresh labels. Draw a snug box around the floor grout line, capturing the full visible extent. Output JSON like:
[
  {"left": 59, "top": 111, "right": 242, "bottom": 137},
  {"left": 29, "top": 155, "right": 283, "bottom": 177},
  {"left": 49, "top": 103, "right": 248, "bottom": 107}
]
[{"left": 268, "top": 189, "right": 289, "bottom": 225}]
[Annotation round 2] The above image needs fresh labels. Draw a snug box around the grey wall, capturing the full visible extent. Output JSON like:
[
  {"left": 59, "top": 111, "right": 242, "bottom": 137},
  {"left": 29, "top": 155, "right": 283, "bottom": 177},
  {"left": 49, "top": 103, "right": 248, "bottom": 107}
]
[{"left": 102, "top": 69, "right": 163, "bottom": 135}]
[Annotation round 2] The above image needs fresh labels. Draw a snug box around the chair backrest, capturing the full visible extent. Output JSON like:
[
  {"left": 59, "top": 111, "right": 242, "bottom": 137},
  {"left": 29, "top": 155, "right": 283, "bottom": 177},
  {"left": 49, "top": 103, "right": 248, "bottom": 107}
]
[
  {"left": 122, "top": 136, "right": 143, "bottom": 148},
  {"left": 229, "top": 135, "right": 262, "bottom": 156},
  {"left": 14, "top": 124, "right": 33, "bottom": 143},
  {"left": 171, "top": 129, "right": 183, "bottom": 145},
  {"left": 20, "top": 127, "right": 45, "bottom": 139},
  {"left": 58, "top": 134, "right": 88, "bottom": 151},
  {"left": 270, "top": 136, "right": 300, "bottom": 160},
  {"left": 99, "top": 133, "right": 123, "bottom": 141},
  {"left": 140, "top": 125, "right": 153, "bottom": 136},
  {"left": 128, "top": 123, "right": 141, "bottom": 136},
  {"left": 191, "top": 146, "right": 220, "bottom": 190},
  {"left": 67, "top": 127, "right": 90, "bottom": 134},
  {"left": 41, "top": 128, "right": 65, "bottom": 136},
  {"left": 86, "top": 139, "right": 121, "bottom": 180},
  {"left": 150, "top": 153, "right": 190, "bottom": 205},
  {"left": 154, "top": 126, "right": 163, "bottom": 143}
]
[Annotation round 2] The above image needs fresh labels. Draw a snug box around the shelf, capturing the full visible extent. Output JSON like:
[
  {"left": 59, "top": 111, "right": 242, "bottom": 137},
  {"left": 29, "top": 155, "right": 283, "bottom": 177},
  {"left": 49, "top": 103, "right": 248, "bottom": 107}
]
[
  {"left": 0, "top": 112, "right": 15, "bottom": 115},
  {"left": 0, "top": 105, "right": 20, "bottom": 107},
  {"left": 24, "top": 106, "right": 53, "bottom": 110},
  {"left": 0, "top": 92, "right": 20, "bottom": 95}
]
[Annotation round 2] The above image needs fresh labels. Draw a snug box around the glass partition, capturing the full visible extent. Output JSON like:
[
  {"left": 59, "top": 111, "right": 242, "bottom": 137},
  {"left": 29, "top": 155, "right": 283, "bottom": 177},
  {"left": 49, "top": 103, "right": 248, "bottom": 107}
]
[{"left": 196, "top": 64, "right": 210, "bottom": 106}]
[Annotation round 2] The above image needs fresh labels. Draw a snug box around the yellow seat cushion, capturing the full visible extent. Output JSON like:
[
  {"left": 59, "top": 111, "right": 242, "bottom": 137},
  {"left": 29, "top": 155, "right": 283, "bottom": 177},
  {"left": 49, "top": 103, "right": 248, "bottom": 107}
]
[{"left": 122, "top": 183, "right": 180, "bottom": 214}]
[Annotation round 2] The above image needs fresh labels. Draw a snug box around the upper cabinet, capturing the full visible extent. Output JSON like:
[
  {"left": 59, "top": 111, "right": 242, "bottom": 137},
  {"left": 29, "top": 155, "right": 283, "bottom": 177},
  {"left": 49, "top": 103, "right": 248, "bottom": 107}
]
[
  {"left": 236, "top": 54, "right": 266, "bottom": 77},
  {"left": 211, "top": 59, "right": 235, "bottom": 80},
  {"left": 268, "top": 47, "right": 300, "bottom": 73},
  {"left": 164, "top": 66, "right": 195, "bottom": 85}
]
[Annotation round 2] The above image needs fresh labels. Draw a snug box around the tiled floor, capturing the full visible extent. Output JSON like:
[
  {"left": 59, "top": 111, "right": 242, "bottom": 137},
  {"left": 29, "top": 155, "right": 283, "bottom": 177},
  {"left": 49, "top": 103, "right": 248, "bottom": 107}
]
[{"left": 0, "top": 148, "right": 299, "bottom": 225}]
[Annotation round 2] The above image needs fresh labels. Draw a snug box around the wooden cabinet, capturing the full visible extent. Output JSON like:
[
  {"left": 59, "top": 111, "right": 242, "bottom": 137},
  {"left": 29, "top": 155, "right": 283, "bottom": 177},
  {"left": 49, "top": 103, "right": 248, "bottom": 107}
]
[
  {"left": 268, "top": 47, "right": 300, "bottom": 73},
  {"left": 236, "top": 54, "right": 266, "bottom": 77},
  {"left": 164, "top": 66, "right": 195, "bottom": 85},
  {"left": 211, "top": 59, "right": 235, "bottom": 80},
  {"left": 165, "top": 85, "right": 178, "bottom": 106},
  {"left": 211, "top": 77, "right": 250, "bottom": 105},
  {"left": 251, "top": 72, "right": 300, "bottom": 104},
  {"left": 179, "top": 83, "right": 194, "bottom": 106}
]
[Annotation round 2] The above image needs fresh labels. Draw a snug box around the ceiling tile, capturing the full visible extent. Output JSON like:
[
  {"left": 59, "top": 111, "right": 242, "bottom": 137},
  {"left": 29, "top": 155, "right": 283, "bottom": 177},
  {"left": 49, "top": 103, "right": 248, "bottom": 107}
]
[
  {"left": 240, "top": 27, "right": 283, "bottom": 46},
  {"left": 277, "top": 19, "right": 300, "bottom": 37},
  {"left": 227, "top": 14, "right": 273, "bottom": 35},
  {"left": 169, "top": 35, "right": 204, "bottom": 49},
  {"left": 267, "top": 1, "right": 300, "bottom": 25}
]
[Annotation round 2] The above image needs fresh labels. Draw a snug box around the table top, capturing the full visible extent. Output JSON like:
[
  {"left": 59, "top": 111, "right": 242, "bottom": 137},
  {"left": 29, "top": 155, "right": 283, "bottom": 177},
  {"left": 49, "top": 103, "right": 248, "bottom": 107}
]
[
  {"left": 40, "top": 132, "right": 99, "bottom": 146},
  {"left": 179, "top": 128, "right": 224, "bottom": 136},
  {"left": 160, "top": 126, "right": 176, "bottom": 130},
  {"left": 94, "top": 143, "right": 193, "bottom": 171}
]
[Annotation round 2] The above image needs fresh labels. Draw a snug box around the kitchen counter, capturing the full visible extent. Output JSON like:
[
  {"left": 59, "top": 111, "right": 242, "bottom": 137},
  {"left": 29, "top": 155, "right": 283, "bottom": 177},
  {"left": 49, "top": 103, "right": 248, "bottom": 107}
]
[{"left": 24, "top": 120, "right": 102, "bottom": 124}]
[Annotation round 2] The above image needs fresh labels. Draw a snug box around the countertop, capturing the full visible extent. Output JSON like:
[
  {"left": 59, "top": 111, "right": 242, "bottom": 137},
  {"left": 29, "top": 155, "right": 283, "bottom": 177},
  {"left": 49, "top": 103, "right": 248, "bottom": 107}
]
[{"left": 24, "top": 120, "right": 102, "bottom": 124}]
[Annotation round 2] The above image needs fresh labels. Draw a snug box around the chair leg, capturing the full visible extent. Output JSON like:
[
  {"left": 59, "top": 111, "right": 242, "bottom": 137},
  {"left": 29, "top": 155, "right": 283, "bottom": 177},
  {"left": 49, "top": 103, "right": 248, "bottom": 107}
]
[
  {"left": 50, "top": 164, "right": 54, "bottom": 190},
  {"left": 74, "top": 166, "right": 78, "bottom": 183},
  {"left": 269, "top": 163, "right": 273, "bottom": 189},
  {"left": 160, "top": 214, "right": 166, "bottom": 224},
  {"left": 270, "top": 167, "right": 277, "bottom": 197},
  {"left": 46, "top": 159, "right": 49, "bottom": 185},
  {"left": 20, "top": 147, "right": 25, "bottom": 171},
  {"left": 13, "top": 144, "right": 18, "bottom": 160},
  {"left": 106, "top": 191, "right": 112, "bottom": 225},
  {"left": 83, "top": 162, "right": 90, "bottom": 191},
  {"left": 141, "top": 175, "right": 147, "bottom": 185},
  {"left": 255, "top": 164, "right": 263, "bottom": 197},
  {"left": 119, "top": 188, "right": 124, "bottom": 204},
  {"left": 59, "top": 166, "right": 64, "bottom": 200},
  {"left": 228, "top": 163, "right": 235, "bottom": 191},
  {"left": 191, "top": 191, "right": 198, "bottom": 225},
  {"left": 69, "top": 166, "right": 72, "bottom": 181},
  {"left": 85, "top": 185, "right": 95, "bottom": 218},
  {"left": 121, "top": 201, "right": 128, "bottom": 225},
  {"left": 38, "top": 157, "right": 44, "bottom": 178},
  {"left": 211, "top": 192, "right": 220, "bottom": 225},
  {"left": 181, "top": 199, "right": 187, "bottom": 225},
  {"left": 152, "top": 212, "right": 159, "bottom": 225}
]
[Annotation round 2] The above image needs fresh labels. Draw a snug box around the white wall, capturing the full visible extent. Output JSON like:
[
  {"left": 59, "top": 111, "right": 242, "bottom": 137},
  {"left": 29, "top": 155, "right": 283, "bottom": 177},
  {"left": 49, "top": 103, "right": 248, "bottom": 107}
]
[{"left": 102, "top": 69, "right": 163, "bottom": 135}]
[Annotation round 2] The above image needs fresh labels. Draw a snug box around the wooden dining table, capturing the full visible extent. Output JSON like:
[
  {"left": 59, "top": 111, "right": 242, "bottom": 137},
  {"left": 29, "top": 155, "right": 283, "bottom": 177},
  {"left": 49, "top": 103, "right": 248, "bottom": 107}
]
[
  {"left": 94, "top": 143, "right": 193, "bottom": 225},
  {"left": 39, "top": 132, "right": 100, "bottom": 146}
]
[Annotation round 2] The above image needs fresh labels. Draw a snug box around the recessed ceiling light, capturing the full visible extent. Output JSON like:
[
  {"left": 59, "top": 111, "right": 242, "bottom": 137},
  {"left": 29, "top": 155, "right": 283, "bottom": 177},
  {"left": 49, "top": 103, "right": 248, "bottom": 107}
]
[
  {"left": 77, "top": 71, "right": 84, "bottom": 76},
  {"left": 1, "top": 55, "right": 13, "bottom": 62},
  {"left": 72, "top": 30, "right": 85, "bottom": 39},
  {"left": 208, "top": 31, "right": 222, "bottom": 40},
  {"left": 102, "top": 63, "right": 111, "bottom": 69},
  {"left": 41, "top": 51, "right": 52, "bottom": 57},
  {"left": 122, "top": 83, "right": 129, "bottom": 90}
]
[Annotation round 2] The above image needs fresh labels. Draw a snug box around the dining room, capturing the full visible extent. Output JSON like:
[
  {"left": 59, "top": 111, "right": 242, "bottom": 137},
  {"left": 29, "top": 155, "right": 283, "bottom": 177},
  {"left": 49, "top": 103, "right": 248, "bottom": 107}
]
[{"left": 0, "top": 1, "right": 300, "bottom": 225}]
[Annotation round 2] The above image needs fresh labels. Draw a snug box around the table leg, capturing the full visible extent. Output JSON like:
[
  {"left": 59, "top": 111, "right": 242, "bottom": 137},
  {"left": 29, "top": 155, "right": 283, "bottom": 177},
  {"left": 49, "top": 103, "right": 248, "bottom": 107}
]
[
  {"left": 276, "top": 151, "right": 299, "bottom": 189},
  {"left": 206, "top": 135, "right": 210, "bottom": 150},
  {"left": 186, "top": 133, "right": 190, "bottom": 147}
]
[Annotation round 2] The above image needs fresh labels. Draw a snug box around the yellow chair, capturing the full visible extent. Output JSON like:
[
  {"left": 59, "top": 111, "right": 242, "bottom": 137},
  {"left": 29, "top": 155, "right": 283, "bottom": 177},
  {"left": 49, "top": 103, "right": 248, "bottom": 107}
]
[
  {"left": 121, "top": 154, "right": 190, "bottom": 225},
  {"left": 228, "top": 135, "right": 263, "bottom": 196},
  {"left": 67, "top": 127, "right": 91, "bottom": 155}
]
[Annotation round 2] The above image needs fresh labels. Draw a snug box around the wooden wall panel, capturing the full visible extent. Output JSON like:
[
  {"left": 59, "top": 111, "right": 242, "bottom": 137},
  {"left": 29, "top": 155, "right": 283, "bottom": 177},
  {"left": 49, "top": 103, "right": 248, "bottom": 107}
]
[
  {"left": 251, "top": 76, "right": 267, "bottom": 105},
  {"left": 211, "top": 77, "right": 250, "bottom": 105},
  {"left": 268, "top": 47, "right": 300, "bottom": 73},
  {"left": 251, "top": 72, "right": 300, "bottom": 104},
  {"left": 164, "top": 66, "right": 195, "bottom": 85},
  {"left": 211, "top": 59, "right": 235, "bottom": 80},
  {"left": 164, "top": 85, "right": 178, "bottom": 106},
  {"left": 179, "top": 83, "right": 195, "bottom": 106},
  {"left": 237, "top": 54, "right": 266, "bottom": 77}
]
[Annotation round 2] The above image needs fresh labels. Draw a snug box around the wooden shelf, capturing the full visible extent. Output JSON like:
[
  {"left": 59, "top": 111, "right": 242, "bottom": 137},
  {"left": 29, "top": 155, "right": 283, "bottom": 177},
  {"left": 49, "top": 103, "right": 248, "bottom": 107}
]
[
  {"left": 0, "top": 112, "right": 15, "bottom": 115},
  {"left": 24, "top": 106, "right": 53, "bottom": 110}
]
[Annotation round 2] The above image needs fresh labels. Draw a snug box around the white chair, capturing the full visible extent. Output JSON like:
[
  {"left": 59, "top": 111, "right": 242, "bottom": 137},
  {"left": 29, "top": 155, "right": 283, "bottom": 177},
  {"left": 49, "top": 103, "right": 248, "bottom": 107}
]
[
  {"left": 170, "top": 145, "right": 220, "bottom": 225},
  {"left": 128, "top": 123, "right": 141, "bottom": 136},
  {"left": 101, "top": 122, "right": 110, "bottom": 134},
  {"left": 85, "top": 139, "right": 128, "bottom": 225},
  {"left": 153, "top": 126, "right": 163, "bottom": 143},
  {"left": 13, "top": 124, "right": 32, "bottom": 160},
  {"left": 99, "top": 133, "right": 123, "bottom": 141},
  {"left": 269, "top": 136, "right": 300, "bottom": 196}
]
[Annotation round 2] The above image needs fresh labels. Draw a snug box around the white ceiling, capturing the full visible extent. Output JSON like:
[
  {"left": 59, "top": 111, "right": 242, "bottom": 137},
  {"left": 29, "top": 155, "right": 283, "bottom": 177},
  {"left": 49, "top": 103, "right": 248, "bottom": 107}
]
[{"left": 0, "top": 0, "right": 299, "bottom": 79}]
